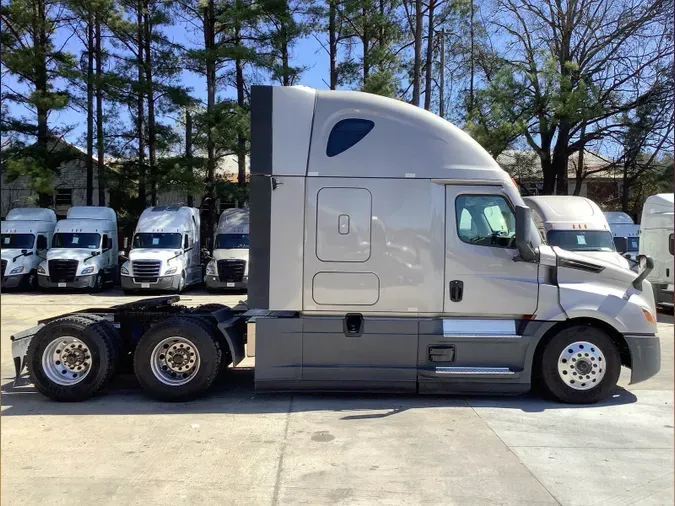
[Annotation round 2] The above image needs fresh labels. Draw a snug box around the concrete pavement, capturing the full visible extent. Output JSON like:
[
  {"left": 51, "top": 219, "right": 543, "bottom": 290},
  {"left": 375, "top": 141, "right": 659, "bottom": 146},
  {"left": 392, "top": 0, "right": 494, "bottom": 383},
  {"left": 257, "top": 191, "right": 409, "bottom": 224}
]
[{"left": 1, "top": 289, "right": 673, "bottom": 505}]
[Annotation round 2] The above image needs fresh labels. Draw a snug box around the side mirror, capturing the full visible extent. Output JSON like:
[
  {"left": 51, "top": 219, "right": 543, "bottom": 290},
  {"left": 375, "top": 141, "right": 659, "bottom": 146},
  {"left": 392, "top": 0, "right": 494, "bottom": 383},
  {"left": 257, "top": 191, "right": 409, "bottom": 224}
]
[
  {"left": 515, "top": 206, "right": 537, "bottom": 262},
  {"left": 633, "top": 255, "right": 654, "bottom": 291}
]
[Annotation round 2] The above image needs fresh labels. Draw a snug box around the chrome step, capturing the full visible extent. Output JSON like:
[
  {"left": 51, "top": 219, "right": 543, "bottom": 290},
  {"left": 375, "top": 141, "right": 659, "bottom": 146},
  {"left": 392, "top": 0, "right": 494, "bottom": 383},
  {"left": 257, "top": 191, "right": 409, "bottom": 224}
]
[{"left": 435, "top": 367, "right": 515, "bottom": 376}]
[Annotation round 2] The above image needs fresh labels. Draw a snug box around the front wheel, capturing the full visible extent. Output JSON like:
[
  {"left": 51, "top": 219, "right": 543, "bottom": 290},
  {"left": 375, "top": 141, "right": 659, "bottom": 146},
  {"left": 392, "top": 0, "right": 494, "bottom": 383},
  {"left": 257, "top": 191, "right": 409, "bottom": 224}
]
[
  {"left": 91, "top": 272, "right": 104, "bottom": 293},
  {"left": 23, "top": 270, "right": 38, "bottom": 291},
  {"left": 538, "top": 325, "right": 621, "bottom": 404}
]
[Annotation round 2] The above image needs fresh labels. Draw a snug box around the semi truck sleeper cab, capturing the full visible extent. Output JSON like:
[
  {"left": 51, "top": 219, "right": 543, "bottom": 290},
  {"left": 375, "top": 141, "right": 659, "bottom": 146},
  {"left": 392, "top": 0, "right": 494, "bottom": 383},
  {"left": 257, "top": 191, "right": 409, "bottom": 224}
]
[{"left": 11, "top": 86, "right": 660, "bottom": 404}]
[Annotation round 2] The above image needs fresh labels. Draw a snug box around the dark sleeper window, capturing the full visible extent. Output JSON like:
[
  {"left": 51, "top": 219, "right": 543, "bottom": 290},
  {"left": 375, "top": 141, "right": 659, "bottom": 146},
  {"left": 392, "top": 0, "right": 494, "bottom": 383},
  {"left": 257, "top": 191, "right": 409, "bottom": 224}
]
[{"left": 326, "top": 119, "right": 375, "bottom": 157}]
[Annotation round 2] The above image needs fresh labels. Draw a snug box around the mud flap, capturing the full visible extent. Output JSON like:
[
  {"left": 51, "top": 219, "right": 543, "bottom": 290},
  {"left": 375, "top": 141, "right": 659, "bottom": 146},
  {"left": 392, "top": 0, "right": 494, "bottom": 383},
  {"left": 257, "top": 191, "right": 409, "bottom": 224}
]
[{"left": 10, "top": 324, "right": 43, "bottom": 386}]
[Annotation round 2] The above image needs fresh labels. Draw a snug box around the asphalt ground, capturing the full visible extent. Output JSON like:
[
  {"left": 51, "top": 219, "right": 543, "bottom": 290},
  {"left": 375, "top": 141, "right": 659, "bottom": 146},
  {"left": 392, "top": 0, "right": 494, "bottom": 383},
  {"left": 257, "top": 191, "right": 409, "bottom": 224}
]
[{"left": 1, "top": 288, "right": 673, "bottom": 505}]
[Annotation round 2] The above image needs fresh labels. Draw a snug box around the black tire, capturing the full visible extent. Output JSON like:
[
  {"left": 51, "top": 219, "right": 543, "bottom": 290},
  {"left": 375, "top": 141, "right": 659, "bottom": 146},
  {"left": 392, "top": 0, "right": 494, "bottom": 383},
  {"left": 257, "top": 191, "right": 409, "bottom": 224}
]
[
  {"left": 181, "top": 314, "right": 230, "bottom": 374},
  {"left": 133, "top": 317, "right": 221, "bottom": 401},
  {"left": 176, "top": 272, "right": 186, "bottom": 294},
  {"left": 91, "top": 272, "right": 104, "bottom": 293},
  {"left": 23, "top": 270, "right": 38, "bottom": 291},
  {"left": 26, "top": 316, "right": 118, "bottom": 401},
  {"left": 72, "top": 314, "right": 123, "bottom": 382},
  {"left": 538, "top": 325, "right": 621, "bottom": 404}
]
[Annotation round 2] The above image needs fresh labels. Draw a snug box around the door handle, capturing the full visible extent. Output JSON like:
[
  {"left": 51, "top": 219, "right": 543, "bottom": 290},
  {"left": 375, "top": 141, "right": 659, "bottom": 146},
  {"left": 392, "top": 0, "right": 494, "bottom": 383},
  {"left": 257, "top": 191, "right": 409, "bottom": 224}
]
[{"left": 449, "top": 280, "right": 463, "bottom": 302}]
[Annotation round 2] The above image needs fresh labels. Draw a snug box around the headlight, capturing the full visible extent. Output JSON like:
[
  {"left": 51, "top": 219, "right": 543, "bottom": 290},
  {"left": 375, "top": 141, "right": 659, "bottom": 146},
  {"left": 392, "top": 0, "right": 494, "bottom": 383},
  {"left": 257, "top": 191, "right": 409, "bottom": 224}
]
[
  {"left": 206, "top": 261, "right": 216, "bottom": 275},
  {"left": 121, "top": 265, "right": 129, "bottom": 275},
  {"left": 81, "top": 266, "right": 95, "bottom": 275},
  {"left": 37, "top": 265, "right": 46, "bottom": 274},
  {"left": 165, "top": 267, "right": 178, "bottom": 275},
  {"left": 10, "top": 266, "right": 24, "bottom": 274}
]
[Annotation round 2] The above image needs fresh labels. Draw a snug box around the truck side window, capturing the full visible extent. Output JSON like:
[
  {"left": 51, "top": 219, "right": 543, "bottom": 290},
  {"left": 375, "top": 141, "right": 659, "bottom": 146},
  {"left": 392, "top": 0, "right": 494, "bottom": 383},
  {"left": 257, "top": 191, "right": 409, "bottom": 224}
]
[
  {"left": 326, "top": 119, "right": 375, "bottom": 157},
  {"left": 36, "top": 235, "right": 48, "bottom": 250},
  {"left": 670, "top": 233, "right": 674, "bottom": 256},
  {"left": 455, "top": 194, "right": 516, "bottom": 248},
  {"left": 183, "top": 235, "right": 189, "bottom": 249}
]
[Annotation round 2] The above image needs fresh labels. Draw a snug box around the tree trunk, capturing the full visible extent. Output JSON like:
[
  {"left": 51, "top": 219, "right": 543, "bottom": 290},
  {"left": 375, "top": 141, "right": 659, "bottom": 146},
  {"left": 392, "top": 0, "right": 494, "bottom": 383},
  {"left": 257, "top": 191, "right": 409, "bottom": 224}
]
[
  {"left": 86, "top": 10, "right": 94, "bottom": 206},
  {"left": 143, "top": 0, "right": 157, "bottom": 206},
  {"left": 35, "top": 0, "right": 50, "bottom": 207},
  {"left": 412, "top": 0, "right": 423, "bottom": 106},
  {"left": 553, "top": 125, "right": 570, "bottom": 195},
  {"left": 329, "top": 0, "right": 337, "bottom": 89},
  {"left": 439, "top": 28, "right": 445, "bottom": 117},
  {"left": 573, "top": 127, "right": 585, "bottom": 196},
  {"left": 468, "top": 0, "right": 474, "bottom": 116},
  {"left": 423, "top": 0, "right": 435, "bottom": 110},
  {"left": 234, "top": 7, "right": 246, "bottom": 188},
  {"left": 136, "top": 0, "right": 146, "bottom": 209},
  {"left": 204, "top": 0, "right": 216, "bottom": 197},
  {"left": 280, "top": 1, "right": 290, "bottom": 86},
  {"left": 96, "top": 14, "right": 105, "bottom": 206},
  {"left": 541, "top": 157, "right": 556, "bottom": 194},
  {"left": 621, "top": 162, "right": 632, "bottom": 213},
  {"left": 186, "top": 109, "right": 194, "bottom": 207},
  {"left": 362, "top": 5, "right": 370, "bottom": 84}
]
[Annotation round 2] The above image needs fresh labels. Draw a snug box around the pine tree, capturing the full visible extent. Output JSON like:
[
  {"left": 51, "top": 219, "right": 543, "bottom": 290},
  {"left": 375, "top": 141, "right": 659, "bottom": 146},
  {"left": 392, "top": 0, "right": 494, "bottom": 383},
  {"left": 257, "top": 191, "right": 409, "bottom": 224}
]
[{"left": 1, "top": 0, "right": 78, "bottom": 205}]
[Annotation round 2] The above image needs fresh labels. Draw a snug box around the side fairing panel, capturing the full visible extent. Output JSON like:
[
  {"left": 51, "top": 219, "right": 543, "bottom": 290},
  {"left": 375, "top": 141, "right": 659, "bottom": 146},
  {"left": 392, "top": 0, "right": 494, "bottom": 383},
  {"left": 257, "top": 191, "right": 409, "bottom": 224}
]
[
  {"left": 269, "top": 176, "right": 306, "bottom": 310},
  {"left": 303, "top": 178, "right": 445, "bottom": 314}
]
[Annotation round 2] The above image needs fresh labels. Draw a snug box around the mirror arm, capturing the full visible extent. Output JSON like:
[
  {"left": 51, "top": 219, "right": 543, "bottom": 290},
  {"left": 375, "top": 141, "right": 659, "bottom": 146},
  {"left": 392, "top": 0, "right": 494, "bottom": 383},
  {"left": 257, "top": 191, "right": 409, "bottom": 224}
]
[{"left": 632, "top": 255, "right": 654, "bottom": 291}]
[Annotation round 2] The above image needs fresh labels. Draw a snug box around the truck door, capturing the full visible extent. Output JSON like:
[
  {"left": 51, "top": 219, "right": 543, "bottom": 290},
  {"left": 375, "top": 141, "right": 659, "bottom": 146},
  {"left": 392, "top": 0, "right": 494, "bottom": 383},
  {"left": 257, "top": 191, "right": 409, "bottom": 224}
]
[{"left": 444, "top": 186, "right": 539, "bottom": 317}]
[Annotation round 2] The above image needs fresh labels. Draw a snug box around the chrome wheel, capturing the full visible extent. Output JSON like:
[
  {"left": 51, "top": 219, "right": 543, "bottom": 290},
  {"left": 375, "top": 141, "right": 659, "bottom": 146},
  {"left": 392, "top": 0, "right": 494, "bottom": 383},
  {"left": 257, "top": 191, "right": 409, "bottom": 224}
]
[
  {"left": 41, "top": 336, "right": 93, "bottom": 385},
  {"left": 150, "top": 336, "right": 200, "bottom": 386},
  {"left": 557, "top": 341, "right": 606, "bottom": 390}
]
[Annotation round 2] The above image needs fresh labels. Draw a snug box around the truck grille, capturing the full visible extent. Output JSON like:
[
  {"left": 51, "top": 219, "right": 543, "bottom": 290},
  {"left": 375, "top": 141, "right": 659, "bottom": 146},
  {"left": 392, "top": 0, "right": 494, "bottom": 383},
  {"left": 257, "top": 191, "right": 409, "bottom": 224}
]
[
  {"left": 1, "top": 259, "right": 6, "bottom": 278},
  {"left": 133, "top": 260, "right": 161, "bottom": 283},
  {"left": 217, "top": 259, "right": 245, "bottom": 282},
  {"left": 49, "top": 259, "right": 78, "bottom": 282}
]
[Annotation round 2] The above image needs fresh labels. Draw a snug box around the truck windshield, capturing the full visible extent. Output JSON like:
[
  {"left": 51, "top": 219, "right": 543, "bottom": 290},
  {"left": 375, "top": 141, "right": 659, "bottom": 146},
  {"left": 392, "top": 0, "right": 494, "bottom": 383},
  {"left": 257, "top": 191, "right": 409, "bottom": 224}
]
[
  {"left": 215, "top": 233, "right": 249, "bottom": 249},
  {"left": 52, "top": 233, "right": 101, "bottom": 249},
  {"left": 547, "top": 230, "right": 615, "bottom": 252},
  {"left": 614, "top": 236, "right": 639, "bottom": 253},
  {"left": 133, "top": 233, "right": 182, "bottom": 249},
  {"left": 1, "top": 234, "right": 35, "bottom": 249}
]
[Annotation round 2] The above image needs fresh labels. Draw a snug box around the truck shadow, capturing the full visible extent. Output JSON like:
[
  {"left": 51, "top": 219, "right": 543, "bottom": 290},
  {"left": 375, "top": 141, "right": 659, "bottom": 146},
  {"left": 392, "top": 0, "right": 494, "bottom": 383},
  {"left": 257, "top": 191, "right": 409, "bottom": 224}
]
[{"left": 0, "top": 368, "right": 638, "bottom": 417}]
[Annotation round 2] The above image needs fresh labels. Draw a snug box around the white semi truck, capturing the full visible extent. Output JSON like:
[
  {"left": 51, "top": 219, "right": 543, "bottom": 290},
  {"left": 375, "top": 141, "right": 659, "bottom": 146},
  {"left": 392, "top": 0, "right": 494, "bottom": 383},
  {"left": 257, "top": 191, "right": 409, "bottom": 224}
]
[
  {"left": 1, "top": 208, "right": 57, "bottom": 290},
  {"left": 524, "top": 196, "right": 631, "bottom": 270},
  {"left": 639, "top": 193, "right": 674, "bottom": 309},
  {"left": 120, "top": 206, "right": 202, "bottom": 294},
  {"left": 11, "top": 86, "right": 660, "bottom": 405},
  {"left": 604, "top": 211, "right": 640, "bottom": 263},
  {"left": 205, "top": 208, "right": 249, "bottom": 291},
  {"left": 37, "top": 206, "right": 118, "bottom": 292}
]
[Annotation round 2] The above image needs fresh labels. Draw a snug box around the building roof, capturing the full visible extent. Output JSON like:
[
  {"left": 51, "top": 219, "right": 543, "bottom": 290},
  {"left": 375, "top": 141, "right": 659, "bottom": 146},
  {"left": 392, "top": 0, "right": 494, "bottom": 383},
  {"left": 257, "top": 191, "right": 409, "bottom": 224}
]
[{"left": 496, "top": 149, "right": 620, "bottom": 181}]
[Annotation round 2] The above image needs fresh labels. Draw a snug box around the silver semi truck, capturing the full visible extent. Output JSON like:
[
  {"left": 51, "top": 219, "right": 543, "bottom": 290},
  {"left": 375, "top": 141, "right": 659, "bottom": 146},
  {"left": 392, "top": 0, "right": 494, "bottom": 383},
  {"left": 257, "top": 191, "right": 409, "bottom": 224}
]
[{"left": 11, "top": 86, "right": 660, "bottom": 404}]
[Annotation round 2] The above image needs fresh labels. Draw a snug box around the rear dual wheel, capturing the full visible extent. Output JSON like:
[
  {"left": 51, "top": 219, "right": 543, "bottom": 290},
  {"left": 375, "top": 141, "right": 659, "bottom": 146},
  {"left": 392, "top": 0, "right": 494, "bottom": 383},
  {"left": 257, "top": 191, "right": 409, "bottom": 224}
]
[
  {"left": 133, "top": 317, "right": 222, "bottom": 401},
  {"left": 26, "top": 315, "right": 120, "bottom": 401}
]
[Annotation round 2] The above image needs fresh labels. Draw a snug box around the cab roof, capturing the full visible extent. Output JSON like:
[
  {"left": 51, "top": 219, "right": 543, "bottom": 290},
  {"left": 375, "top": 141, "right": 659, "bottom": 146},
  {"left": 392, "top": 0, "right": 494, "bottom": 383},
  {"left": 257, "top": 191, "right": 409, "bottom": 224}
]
[
  {"left": 55, "top": 219, "right": 115, "bottom": 233},
  {"left": 251, "top": 85, "right": 511, "bottom": 184},
  {"left": 217, "top": 208, "right": 249, "bottom": 233},
  {"left": 524, "top": 196, "right": 610, "bottom": 231},
  {"left": 5, "top": 208, "right": 57, "bottom": 223},
  {"left": 136, "top": 206, "right": 199, "bottom": 234}
]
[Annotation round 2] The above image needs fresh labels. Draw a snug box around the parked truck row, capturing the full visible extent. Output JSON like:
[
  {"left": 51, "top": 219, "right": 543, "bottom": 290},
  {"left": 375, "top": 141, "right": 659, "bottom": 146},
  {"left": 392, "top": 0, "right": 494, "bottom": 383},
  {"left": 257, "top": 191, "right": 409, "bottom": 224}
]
[
  {"left": 2, "top": 206, "right": 250, "bottom": 294},
  {"left": 9, "top": 85, "right": 667, "bottom": 406}
]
